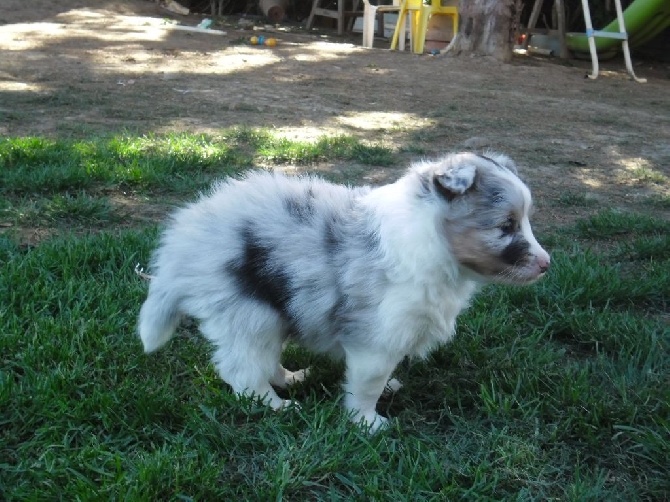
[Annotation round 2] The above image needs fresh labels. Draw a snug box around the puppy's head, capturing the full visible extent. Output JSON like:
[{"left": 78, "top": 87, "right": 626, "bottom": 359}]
[{"left": 417, "top": 152, "right": 550, "bottom": 285}]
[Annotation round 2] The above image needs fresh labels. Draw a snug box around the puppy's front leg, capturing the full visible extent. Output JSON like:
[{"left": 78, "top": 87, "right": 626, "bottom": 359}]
[{"left": 343, "top": 349, "right": 399, "bottom": 433}]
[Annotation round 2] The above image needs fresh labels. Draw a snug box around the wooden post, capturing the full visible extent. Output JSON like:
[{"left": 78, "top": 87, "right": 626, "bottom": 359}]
[{"left": 555, "top": 0, "right": 569, "bottom": 58}]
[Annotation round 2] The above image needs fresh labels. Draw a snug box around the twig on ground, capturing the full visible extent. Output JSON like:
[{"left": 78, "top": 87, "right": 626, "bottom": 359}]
[{"left": 134, "top": 263, "right": 155, "bottom": 281}]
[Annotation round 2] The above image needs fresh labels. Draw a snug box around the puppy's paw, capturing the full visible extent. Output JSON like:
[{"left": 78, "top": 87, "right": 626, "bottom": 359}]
[
  {"left": 352, "top": 411, "right": 389, "bottom": 434},
  {"left": 383, "top": 378, "right": 403, "bottom": 395},
  {"left": 364, "top": 413, "right": 389, "bottom": 434},
  {"left": 271, "top": 366, "right": 310, "bottom": 388},
  {"left": 285, "top": 367, "right": 310, "bottom": 386},
  {"left": 276, "top": 399, "right": 301, "bottom": 411}
]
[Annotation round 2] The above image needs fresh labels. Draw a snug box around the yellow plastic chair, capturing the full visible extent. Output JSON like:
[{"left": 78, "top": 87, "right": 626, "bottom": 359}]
[
  {"left": 413, "top": 1, "right": 458, "bottom": 54},
  {"left": 390, "top": 0, "right": 424, "bottom": 51}
]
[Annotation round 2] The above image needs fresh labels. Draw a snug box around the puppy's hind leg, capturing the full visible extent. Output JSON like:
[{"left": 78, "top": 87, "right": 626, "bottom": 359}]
[{"left": 202, "top": 315, "right": 296, "bottom": 410}]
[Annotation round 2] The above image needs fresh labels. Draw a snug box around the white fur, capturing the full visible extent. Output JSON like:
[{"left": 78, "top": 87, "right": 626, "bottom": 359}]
[{"left": 138, "top": 152, "right": 550, "bottom": 432}]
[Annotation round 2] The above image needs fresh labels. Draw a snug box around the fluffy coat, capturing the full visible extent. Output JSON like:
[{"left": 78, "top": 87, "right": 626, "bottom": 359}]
[{"left": 139, "top": 152, "right": 550, "bottom": 431}]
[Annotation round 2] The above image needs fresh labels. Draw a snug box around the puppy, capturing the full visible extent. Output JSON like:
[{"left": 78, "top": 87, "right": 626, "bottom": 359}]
[{"left": 138, "top": 152, "right": 550, "bottom": 431}]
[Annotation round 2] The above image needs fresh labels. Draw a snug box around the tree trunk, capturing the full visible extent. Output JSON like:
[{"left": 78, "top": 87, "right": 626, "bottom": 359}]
[{"left": 444, "top": 0, "right": 519, "bottom": 62}]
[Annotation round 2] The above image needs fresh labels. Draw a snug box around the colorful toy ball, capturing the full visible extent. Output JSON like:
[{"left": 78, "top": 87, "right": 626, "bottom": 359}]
[{"left": 249, "top": 35, "right": 277, "bottom": 47}]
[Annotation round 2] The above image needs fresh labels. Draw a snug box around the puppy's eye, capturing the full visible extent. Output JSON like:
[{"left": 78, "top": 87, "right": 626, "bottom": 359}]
[{"left": 500, "top": 217, "right": 517, "bottom": 235}]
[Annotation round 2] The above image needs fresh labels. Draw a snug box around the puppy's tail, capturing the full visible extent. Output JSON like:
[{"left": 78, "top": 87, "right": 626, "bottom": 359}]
[{"left": 138, "top": 285, "right": 182, "bottom": 353}]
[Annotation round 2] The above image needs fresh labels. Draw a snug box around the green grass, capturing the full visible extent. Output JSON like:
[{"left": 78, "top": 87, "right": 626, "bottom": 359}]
[
  {"left": 0, "top": 130, "right": 395, "bottom": 197},
  {"left": 0, "top": 192, "right": 122, "bottom": 228},
  {"left": 1, "top": 134, "right": 669, "bottom": 500},
  {"left": 574, "top": 208, "right": 670, "bottom": 239},
  {"left": 554, "top": 191, "right": 600, "bottom": 207},
  {"left": 643, "top": 193, "right": 670, "bottom": 209},
  {"left": 630, "top": 166, "right": 667, "bottom": 185}
]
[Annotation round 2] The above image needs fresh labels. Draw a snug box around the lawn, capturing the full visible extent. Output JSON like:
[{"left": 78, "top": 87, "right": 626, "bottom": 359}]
[{"left": 1, "top": 132, "right": 668, "bottom": 500}]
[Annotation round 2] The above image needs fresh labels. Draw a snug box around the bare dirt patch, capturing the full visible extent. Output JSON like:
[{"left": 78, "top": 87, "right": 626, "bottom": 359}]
[{"left": 1, "top": 0, "right": 669, "bottom": 232}]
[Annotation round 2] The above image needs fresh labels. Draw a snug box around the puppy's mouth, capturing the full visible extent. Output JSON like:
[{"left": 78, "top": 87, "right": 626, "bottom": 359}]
[
  {"left": 495, "top": 261, "right": 550, "bottom": 285},
  {"left": 493, "top": 271, "right": 541, "bottom": 285},
  {"left": 460, "top": 260, "right": 549, "bottom": 285}
]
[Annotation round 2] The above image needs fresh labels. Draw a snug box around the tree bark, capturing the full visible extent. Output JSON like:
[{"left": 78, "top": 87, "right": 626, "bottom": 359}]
[{"left": 444, "top": 0, "right": 518, "bottom": 62}]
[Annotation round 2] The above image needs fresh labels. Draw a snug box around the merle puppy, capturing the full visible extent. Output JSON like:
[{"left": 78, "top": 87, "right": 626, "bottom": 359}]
[{"left": 139, "top": 152, "right": 550, "bottom": 431}]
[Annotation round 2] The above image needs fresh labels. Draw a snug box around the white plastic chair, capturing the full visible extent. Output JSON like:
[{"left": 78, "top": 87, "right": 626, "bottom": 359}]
[{"left": 361, "top": 0, "right": 409, "bottom": 50}]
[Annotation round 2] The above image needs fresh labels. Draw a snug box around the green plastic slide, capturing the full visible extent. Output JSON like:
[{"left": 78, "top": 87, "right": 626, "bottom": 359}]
[{"left": 566, "top": 0, "right": 670, "bottom": 54}]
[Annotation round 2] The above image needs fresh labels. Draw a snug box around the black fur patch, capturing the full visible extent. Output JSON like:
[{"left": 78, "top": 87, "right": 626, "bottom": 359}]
[
  {"left": 284, "top": 190, "right": 315, "bottom": 223},
  {"left": 501, "top": 236, "right": 530, "bottom": 266},
  {"left": 324, "top": 215, "right": 342, "bottom": 255},
  {"left": 488, "top": 189, "right": 506, "bottom": 205},
  {"left": 357, "top": 224, "right": 381, "bottom": 254},
  {"left": 328, "top": 294, "right": 348, "bottom": 324},
  {"left": 416, "top": 172, "right": 432, "bottom": 198},
  {"left": 366, "top": 230, "right": 381, "bottom": 253},
  {"left": 229, "top": 227, "right": 294, "bottom": 319}
]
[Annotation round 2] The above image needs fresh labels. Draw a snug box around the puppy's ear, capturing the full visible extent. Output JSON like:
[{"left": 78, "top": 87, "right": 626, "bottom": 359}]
[{"left": 433, "top": 164, "right": 476, "bottom": 201}]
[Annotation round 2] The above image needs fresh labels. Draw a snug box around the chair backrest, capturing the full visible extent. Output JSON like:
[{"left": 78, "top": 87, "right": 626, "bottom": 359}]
[
  {"left": 363, "top": 0, "right": 399, "bottom": 6},
  {"left": 404, "top": 0, "right": 425, "bottom": 10}
]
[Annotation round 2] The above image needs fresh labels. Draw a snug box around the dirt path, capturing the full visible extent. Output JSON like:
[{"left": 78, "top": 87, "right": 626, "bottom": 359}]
[{"left": 1, "top": 0, "right": 669, "bottom": 229}]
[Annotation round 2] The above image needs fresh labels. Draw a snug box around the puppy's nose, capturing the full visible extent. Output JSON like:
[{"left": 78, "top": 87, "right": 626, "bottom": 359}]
[{"left": 538, "top": 255, "right": 551, "bottom": 273}]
